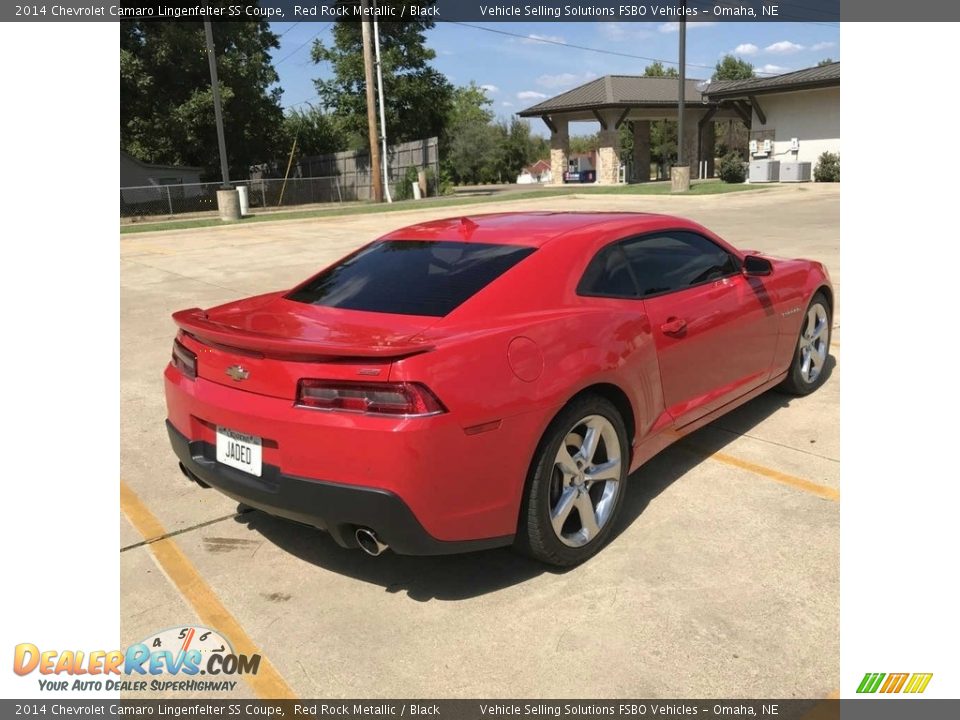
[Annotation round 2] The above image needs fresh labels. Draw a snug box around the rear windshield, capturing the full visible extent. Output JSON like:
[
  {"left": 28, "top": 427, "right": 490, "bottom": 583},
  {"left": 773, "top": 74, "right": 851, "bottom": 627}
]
[{"left": 287, "top": 240, "right": 536, "bottom": 317}]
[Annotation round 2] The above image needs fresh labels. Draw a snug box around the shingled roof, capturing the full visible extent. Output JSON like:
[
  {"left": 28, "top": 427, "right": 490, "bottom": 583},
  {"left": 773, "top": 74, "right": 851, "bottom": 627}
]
[
  {"left": 517, "top": 75, "right": 710, "bottom": 117},
  {"left": 705, "top": 62, "right": 840, "bottom": 99}
]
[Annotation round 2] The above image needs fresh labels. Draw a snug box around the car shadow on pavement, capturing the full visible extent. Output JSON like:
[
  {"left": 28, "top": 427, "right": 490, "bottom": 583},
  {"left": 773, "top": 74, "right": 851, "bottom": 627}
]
[{"left": 230, "top": 364, "right": 833, "bottom": 602}]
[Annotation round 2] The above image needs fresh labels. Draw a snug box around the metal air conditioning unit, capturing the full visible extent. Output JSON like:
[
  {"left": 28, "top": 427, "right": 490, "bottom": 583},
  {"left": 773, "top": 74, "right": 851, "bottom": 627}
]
[
  {"left": 749, "top": 160, "right": 780, "bottom": 183},
  {"left": 780, "top": 161, "right": 812, "bottom": 183}
]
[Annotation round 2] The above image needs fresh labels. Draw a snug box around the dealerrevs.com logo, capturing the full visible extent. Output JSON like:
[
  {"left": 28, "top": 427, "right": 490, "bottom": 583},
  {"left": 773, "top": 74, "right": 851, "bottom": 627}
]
[
  {"left": 856, "top": 672, "right": 933, "bottom": 694},
  {"left": 13, "top": 626, "right": 260, "bottom": 693}
]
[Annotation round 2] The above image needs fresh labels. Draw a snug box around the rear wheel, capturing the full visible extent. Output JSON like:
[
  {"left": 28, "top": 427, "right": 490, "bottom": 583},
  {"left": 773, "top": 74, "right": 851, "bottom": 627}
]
[
  {"left": 517, "top": 395, "right": 628, "bottom": 566},
  {"left": 780, "top": 292, "right": 832, "bottom": 395}
]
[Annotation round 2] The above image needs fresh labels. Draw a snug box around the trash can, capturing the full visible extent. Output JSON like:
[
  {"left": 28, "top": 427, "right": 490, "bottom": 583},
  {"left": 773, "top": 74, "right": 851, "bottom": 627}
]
[{"left": 237, "top": 185, "right": 250, "bottom": 216}]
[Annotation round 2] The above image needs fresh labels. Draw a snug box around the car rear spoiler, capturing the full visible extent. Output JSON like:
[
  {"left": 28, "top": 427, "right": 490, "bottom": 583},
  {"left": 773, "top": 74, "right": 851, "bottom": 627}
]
[{"left": 172, "top": 308, "right": 434, "bottom": 359}]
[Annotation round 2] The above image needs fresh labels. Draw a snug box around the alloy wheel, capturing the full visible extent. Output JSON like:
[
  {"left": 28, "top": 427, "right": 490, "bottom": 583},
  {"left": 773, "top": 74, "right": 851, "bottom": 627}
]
[
  {"left": 799, "top": 302, "right": 829, "bottom": 384},
  {"left": 549, "top": 415, "right": 622, "bottom": 548}
]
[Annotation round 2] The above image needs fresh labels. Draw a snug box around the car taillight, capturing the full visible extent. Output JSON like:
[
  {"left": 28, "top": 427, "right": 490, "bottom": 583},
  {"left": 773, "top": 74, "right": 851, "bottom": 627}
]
[
  {"left": 172, "top": 339, "right": 197, "bottom": 379},
  {"left": 297, "top": 380, "right": 446, "bottom": 416}
]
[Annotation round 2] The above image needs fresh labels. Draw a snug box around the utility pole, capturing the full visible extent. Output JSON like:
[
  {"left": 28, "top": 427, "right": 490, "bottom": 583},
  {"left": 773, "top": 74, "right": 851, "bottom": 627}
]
[
  {"left": 204, "top": 15, "right": 240, "bottom": 220},
  {"left": 677, "top": 13, "right": 686, "bottom": 168},
  {"left": 204, "top": 19, "right": 230, "bottom": 189},
  {"left": 361, "top": 0, "right": 384, "bottom": 203},
  {"left": 671, "top": 7, "right": 691, "bottom": 192}
]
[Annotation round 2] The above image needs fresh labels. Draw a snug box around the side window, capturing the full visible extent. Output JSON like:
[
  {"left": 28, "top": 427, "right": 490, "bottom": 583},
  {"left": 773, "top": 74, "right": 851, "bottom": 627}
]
[
  {"left": 577, "top": 243, "right": 638, "bottom": 298},
  {"left": 622, "top": 231, "right": 739, "bottom": 297}
]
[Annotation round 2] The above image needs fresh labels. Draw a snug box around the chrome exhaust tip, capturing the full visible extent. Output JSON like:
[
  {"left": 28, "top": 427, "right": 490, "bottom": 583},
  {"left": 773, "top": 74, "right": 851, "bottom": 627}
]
[{"left": 355, "top": 528, "right": 388, "bottom": 557}]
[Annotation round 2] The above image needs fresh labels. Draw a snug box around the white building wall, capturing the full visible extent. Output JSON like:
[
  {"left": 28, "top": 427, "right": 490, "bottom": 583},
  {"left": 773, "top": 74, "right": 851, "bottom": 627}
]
[{"left": 751, "top": 86, "right": 840, "bottom": 166}]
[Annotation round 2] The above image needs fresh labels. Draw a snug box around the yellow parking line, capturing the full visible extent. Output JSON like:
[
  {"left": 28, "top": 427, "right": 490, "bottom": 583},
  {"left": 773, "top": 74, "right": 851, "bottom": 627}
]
[
  {"left": 120, "top": 482, "right": 297, "bottom": 699},
  {"left": 703, "top": 450, "right": 839, "bottom": 501}
]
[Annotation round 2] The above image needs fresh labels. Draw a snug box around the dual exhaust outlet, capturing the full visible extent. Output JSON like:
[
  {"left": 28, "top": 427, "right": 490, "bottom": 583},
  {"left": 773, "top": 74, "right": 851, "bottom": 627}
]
[{"left": 355, "top": 527, "right": 389, "bottom": 557}]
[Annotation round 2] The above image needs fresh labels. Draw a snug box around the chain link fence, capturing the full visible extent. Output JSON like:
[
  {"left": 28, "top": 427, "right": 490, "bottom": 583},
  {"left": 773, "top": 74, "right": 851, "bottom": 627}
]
[
  {"left": 119, "top": 176, "right": 346, "bottom": 219},
  {"left": 120, "top": 137, "right": 441, "bottom": 220}
]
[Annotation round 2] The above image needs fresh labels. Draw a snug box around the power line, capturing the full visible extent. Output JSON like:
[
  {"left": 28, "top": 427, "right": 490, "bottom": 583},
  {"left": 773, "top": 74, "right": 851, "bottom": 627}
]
[
  {"left": 275, "top": 22, "right": 301, "bottom": 39},
  {"left": 451, "top": 22, "right": 784, "bottom": 76},
  {"left": 274, "top": 23, "right": 332, "bottom": 66}
]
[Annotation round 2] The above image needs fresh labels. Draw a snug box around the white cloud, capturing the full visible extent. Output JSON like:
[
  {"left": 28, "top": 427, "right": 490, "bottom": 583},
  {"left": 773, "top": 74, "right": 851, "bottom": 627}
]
[
  {"left": 758, "top": 64, "right": 790, "bottom": 75},
  {"left": 765, "top": 40, "right": 805, "bottom": 54},
  {"left": 522, "top": 33, "right": 565, "bottom": 45},
  {"left": 517, "top": 90, "right": 548, "bottom": 101},
  {"left": 659, "top": 21, "right": 716, "bottom": 33},
  {"left": 480, "top": 84, "right": 499, "bottom": 94},
  {"left": 536, "top": 71, "right": 597, "bottom": 89},
  {"left": 811, "top": 41, "right": 837, "bottom": 52},
  {"left": 501, "top": 101, "right": 514, "bottom": 107},
  {"left": 733, "top": 43, "right": 759, "bottom": 56},
  {"left": 598, "top": 22, "right": 653, "bottom": 42}
]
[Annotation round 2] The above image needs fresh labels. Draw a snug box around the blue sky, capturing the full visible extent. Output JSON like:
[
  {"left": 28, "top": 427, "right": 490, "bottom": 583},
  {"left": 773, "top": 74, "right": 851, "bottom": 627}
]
[{"left": 268, "top": 21, "right": 839, "bottom": 137}]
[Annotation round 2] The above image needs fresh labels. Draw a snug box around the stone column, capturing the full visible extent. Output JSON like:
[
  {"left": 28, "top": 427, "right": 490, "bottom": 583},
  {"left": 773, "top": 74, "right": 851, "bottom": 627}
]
[
  {"left": 632, "top": 120, "right": 651, "bottom": 183},
  {"left": 549, "top": 118, "right": 569, "bottom": 185},
  {"left": 596, "top": 111, "right": 622, "bottom": 185}
]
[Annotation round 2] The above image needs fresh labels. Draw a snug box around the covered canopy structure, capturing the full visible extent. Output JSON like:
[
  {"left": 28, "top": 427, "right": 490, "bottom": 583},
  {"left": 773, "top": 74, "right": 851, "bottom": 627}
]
[{"left": 518, "top": 75, "right": 741, "bottom": 185}]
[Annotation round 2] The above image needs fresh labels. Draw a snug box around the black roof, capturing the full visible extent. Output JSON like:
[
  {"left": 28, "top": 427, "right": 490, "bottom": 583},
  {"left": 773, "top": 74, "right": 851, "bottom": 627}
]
[
  {"left": 517, "top": 75, "right": 710, "bottom": 116},
  {"left": 705, "top": 62, "right": 840, "bottom": 99}
]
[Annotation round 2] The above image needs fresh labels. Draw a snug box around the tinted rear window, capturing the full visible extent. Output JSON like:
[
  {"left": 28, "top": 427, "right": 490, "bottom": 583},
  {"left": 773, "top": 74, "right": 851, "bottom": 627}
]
[{"left": 287, "top": 240, "right": 536, "bottom": 317}]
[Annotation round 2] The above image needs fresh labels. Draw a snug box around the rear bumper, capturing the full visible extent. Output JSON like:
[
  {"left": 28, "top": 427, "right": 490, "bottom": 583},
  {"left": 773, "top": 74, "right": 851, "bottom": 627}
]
[{"left": 167, "top": 421, "right": 512, "bottom": 555}]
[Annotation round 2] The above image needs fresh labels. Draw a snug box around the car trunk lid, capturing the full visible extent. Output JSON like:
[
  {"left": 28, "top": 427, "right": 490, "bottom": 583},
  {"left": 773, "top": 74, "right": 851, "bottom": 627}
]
[{"left": 174, "top": 292, "right": 436, "bottom": 400}]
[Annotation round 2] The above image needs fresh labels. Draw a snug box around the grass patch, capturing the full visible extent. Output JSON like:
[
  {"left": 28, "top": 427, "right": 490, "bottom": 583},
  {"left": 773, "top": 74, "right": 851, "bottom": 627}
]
[{"left": 120, "top": 180, "right": 763, "bottom": 235}]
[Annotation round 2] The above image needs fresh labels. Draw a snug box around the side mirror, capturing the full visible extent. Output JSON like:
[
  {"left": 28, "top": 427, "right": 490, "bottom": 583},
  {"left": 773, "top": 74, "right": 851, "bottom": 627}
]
[{"left": 743, "top": 255, "right": 773, "bottom": 277}]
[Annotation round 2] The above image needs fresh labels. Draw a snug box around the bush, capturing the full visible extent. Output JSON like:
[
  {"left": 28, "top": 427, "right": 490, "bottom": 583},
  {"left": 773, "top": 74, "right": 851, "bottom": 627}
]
[
  {"left": 393, "top": 166, "right": 422, "bottom": 201},
  {"left": 718, "top": 151, "right": 746, "bottom": 184},
  {"left": 393, "top": 166, "right": 451, "bottom": 200},
  {"left": 814, "top": 152, "right": 840, "bottom": 182}
]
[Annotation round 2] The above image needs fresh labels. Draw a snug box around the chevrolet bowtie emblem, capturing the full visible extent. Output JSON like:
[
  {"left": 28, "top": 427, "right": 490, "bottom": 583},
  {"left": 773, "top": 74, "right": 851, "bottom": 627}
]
[{"left": 225, "top": 365, "right": 249, "bottom": 382}]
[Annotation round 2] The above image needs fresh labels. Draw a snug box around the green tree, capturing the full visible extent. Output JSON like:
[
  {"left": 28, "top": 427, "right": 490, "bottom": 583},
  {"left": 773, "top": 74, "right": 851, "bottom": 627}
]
[
  {"left": 311, "top": 1, "right": 453, "bottom": 151},
  {"left": 712, "top": 55, "right": 755, "bottom": 160},
  {"left": 447, "top": 82, "right": 495, "bottom": 128},
  {"left": 818, "top": 58, "right": 836, "bottom": 67},
  {"left": 443, "top": 83, "right": 497, "bottom": 184},
  {"left": 713, "top": 54, "right": 755, "bottom": 81},
  {"left": 281, "top": 106, "right": 342, "bottom": 158},
  {"left": 643, "top": 62, "right": 679, "bottom": 178},
  {"left": 570, "top": 133, "right": 600, "bottom": 155},
  {"left": 121, "top": 11, "right": 284, "bottom": 179},
  {"left": 491, "top": 117, "right": 542, "bottom": 182}
]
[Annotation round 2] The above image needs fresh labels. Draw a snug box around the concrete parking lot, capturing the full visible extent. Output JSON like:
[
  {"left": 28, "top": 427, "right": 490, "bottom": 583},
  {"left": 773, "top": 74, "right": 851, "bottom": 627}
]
[{"left": 120, "top": 184, "right": 840, "bottom": 699}]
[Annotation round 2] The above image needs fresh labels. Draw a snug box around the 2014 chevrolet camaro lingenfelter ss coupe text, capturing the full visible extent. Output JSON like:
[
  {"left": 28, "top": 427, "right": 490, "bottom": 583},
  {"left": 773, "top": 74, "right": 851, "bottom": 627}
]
[{"left": 164, "top": 212, "right": 832, "bottom": 566}]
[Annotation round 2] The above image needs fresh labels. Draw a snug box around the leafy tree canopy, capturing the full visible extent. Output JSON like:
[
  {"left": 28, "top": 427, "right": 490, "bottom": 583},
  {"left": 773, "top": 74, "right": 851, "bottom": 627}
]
[
  {"left": 121, "top": 10, "right": 284, "bottom": 179},
  {"left": 713, "top": 55, "right": 756, "bottom": 81},
  {"left": 282, "top": 106, "right": 342, "bottom": 158},
  {"left": 311, "top": 1, "right": 453, "bottom": 150},
  {"left": 818, "top": 58, "right": 836, "bottom": 67}
]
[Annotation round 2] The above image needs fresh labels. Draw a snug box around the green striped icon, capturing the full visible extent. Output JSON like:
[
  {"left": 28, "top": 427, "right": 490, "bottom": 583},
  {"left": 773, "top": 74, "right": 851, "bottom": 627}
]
[{"left": 857, "top": 672, "right": 933, "bottom": 694}]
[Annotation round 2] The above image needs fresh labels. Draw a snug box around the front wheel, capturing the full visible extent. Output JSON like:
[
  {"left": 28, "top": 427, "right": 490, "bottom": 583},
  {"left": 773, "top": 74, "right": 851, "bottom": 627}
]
[
  {"left": 780, "top": 291, "right": 832, "bottom": 395},
  {"left": 517, "top": 395, "right": 629, "bottom": 566}
]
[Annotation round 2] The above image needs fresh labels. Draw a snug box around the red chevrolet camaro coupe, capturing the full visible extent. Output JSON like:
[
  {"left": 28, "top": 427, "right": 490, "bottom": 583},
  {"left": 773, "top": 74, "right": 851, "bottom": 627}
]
[{"left": 165, "top": 212, "right": 832, "bottom": 566}]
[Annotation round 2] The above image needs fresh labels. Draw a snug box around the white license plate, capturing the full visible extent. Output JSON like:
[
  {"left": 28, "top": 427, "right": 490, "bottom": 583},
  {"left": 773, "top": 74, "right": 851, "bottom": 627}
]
[{"left": 216, "top": 427, "right": 262, "bottom": 477}]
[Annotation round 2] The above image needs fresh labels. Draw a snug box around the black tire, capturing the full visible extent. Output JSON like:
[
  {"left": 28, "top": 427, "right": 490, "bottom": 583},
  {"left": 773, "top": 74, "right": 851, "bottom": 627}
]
[
  {"left": 516, "top": 394, "right": 629, "bottom": 566},
  {"left": 779, "top": 291, "right": 832, "bottom": 396}
]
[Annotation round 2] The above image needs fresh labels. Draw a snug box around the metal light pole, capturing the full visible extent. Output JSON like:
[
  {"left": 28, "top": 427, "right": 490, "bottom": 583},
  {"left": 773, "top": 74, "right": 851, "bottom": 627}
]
[
  {"left": 373, "top": 0, "right": 392, "bottom": 203},
  {"left": 204, "top": 19, "right": 230, "bottom": 189}
]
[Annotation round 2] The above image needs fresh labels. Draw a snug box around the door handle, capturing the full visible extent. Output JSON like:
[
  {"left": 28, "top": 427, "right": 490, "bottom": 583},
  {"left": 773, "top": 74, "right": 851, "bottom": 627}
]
[{"left": 660, "top": 317, "right": 687, "bottom": 335}]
